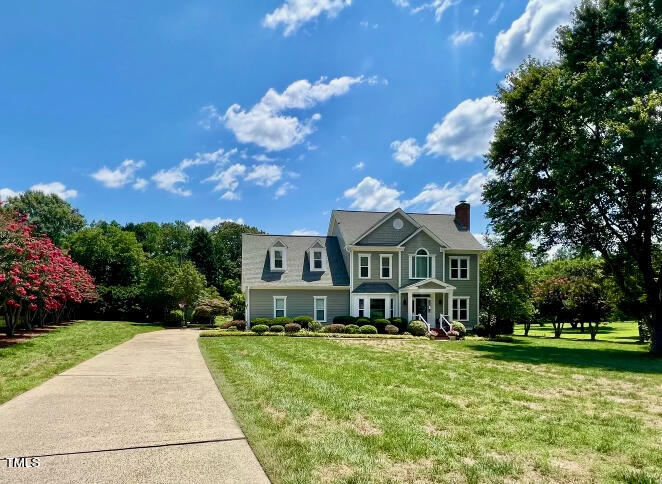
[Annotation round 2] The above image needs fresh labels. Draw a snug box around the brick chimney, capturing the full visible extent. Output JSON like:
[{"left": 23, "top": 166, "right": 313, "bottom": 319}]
[{"left": 455, "top": 201, "right": 470, "bottom": 231}]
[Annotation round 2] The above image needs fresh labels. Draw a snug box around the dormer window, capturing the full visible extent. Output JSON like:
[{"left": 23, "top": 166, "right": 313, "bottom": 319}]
[
  {"left": 270, "top": 242, "right": 287, "bottom": 272},
  {"left": 307, "top": 241, "right": 326, "bottom": 272}
]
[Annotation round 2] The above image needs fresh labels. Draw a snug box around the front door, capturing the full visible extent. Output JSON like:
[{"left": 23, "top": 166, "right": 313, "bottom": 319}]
[{"left": 414, "top": 298, "right": 428, "bottom": 323}]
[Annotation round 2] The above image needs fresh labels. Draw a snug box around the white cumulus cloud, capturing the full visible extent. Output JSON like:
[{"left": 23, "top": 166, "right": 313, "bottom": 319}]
[
  {"left": 245, "top": 164, "right": 283, "bottom": 187},
  {"left": 405, "top": 172, "right": 494, "bottom": 213},
  {"left": 275, "top": 181, "right": 296, "bottom": 199},
  {"left": 492, "top": 0, "right": 579, "bottom": 71},
  {"left": 411, "top": 0, "right": 460, "bottom": 22},
  {"left": 343, "top": 177, "right": 404, "bottom": 211},
  {"left": 132, "top": 178, "right": 149, "bottom": 190},
  {"left": 390, "top": 138, "right": 423, "bottom": 166},
  {"left": 353, "top": 161, "right": 365, "bottom": 171},
  {"left": 263, "top": 0, "right": 352, "bottom": 36},
  {"left": 30, "top": 182, "right": 78, "bottom": 200},
  {"left": 0, "top": 188, "right": 21, "bottom": 202},
  {"left": 450, "top": 30, "right": 477, "bottom": 46},
  {"left": 206, "top": 163, "right": 248, "bottom": 192},
  {"left": 91, "top": 159, "right": 146, "bottom": 188},
  {"left": 208, "top": 76, "right": 374, "bottom": 151},
  {"left": 186, "top": 217, "right": 245, "bottom": 231},
  {"left": 152, "top": 148, "right": 236, "bottom": 196},
  {"left": 291, "top": 229, "right": 322, "bottom": 236},
  {"left": 424, "top": 96, "right": 501, "bottom": 160}
]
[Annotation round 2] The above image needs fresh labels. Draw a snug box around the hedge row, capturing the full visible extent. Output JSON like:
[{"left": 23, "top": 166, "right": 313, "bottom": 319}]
[{"left": 200, "top": 329, "right": 420, "bottom": 339}]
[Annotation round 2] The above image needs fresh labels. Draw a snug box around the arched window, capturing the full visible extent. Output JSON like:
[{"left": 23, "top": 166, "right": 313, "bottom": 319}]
[{"left": 414, "top": 248, "right": 431, "bottom": 279}]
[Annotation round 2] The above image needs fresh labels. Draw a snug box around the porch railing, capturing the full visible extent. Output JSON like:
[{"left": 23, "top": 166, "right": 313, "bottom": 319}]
[{"left": 414, "top": 314, "right": 431, "bottom": 334}]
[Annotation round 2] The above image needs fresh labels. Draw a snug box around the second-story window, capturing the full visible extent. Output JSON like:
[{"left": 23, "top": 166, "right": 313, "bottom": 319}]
[
  {"left": 380, "top": 254, "right": 392, "bottom": 279},
  {"left": 273, "top": 249, "right": 284, "bottom": 270},
  {"left": 359, "top": 254, "right": 370, "bottom": 279},
  {"left": 450, "top": 256, "right": 469, "bottom": 280},
  {"left": 309, "top": 248, "right": 325, "bottom": 272},
  {"left": 414, "top": 248, "right": 431, "bottom": 279}
]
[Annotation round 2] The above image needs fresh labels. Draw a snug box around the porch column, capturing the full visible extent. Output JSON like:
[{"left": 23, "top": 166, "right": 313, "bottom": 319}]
[
  {"left": 407, "top": 292, "right": 412, "bottom": 322},
  {"left": 448, "top": 290, "right": 455, "bottom": 321}
]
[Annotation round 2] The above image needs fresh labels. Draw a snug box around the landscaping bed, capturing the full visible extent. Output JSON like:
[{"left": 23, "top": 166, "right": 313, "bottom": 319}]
[{"left": 200, "top": 332, "right": 662, "bottom": 483}]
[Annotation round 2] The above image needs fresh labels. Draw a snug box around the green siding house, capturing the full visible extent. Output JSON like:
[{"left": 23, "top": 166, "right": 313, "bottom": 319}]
[{"left": 241, "top": 204, "right": 485, "bottom": 328}]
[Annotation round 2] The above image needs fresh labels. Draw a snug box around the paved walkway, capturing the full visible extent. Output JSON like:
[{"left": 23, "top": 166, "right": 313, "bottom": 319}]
[{"left": 0, "top": 329, "right": 269, "bottom": 483}]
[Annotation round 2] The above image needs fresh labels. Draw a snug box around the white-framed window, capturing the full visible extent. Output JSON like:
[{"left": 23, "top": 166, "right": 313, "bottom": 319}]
[
  {"left": 310, "top": 249, "right": 325, "bottom": 272},
  {"left": 452, "top": 297, "right": 469, "bottom": 321},
  {"left": 380, "top": 254, "right": 392, "bottom": 279},
  {"left": 273, "top": 296, "right": 287, "bottom": 318},
  {"left": 412, "top": 248, "right": 432, "bottom": 279},
  {"left": 358, "top": 298, "right": 365, "bottom": 317},
  {"left": 314, "top": 296, "right": 327, "bottom": 322},
  {"left": 270, "top": 247, "right": 287, "bottom": 271},
  {"left": 449, "top": 256, "right": 469, "bottom": 280},
  {"left": 358, "top": 254, "right": 370, "bottom": 279}
]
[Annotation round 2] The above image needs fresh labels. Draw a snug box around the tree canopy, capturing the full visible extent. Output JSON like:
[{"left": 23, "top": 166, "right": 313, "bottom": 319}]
[
  {"left": 483, "top": 0, "right": 662, "bottom": 354},
  {"left": 2, "top": 191, "right": 85, "bottom": 246}
]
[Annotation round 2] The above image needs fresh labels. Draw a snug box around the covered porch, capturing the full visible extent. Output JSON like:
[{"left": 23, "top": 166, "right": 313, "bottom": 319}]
[{"left": 400, "top": 279, "right": 456, "bottom": 328}]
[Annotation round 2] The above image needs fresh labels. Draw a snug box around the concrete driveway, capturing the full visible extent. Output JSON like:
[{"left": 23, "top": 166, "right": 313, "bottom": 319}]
[{"left": 0, "top": 329, "right": 269, "bottom": 483}]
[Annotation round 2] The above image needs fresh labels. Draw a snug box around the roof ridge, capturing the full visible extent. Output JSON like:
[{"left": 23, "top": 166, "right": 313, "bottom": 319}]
[{"left": 243, "top": 233, "right": 332, "bottom": 238}]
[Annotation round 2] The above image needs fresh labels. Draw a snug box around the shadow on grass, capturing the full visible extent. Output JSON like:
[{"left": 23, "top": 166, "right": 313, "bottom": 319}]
[{"left": 472, "top": 340, "right": 662, "bottom": 374}]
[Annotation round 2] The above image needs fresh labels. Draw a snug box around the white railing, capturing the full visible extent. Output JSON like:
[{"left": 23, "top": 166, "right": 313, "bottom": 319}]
[
  {"left": 415, "top": 314, "right": 431, "bottom": 334},
  {"left": 438, "top": 315, "right": 452, "bottom": 337}
]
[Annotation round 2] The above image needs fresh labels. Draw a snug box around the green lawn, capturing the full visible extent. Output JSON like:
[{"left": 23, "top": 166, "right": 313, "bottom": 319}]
[
  {"left": 0, "top": 320, "right": 162, "bottom": 404},
  {"left": 200, "top": 329, "right": 662, "bottom": 483},
  {"left": 515, "top": 320, "right": 641, "bottom": 342}
]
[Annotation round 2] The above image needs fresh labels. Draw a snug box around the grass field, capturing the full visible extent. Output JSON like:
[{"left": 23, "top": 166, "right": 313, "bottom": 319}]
[
  {"left": 515, "top": 320, "right": 641, "bottom": 342},
  {"left": 0, "top": 320, "right": 162, "bottom": 404},
  {"left": 200, "top": 322, "right": 662, "bottom": 483}
]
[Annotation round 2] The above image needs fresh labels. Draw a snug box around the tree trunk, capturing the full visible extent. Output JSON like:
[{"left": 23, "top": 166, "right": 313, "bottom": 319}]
[
  {"left": 580, "top": 321, "right": 585, "bottom": 334},
  {"left": 650, "top": 320, "right": 662, "bottom": 356}
]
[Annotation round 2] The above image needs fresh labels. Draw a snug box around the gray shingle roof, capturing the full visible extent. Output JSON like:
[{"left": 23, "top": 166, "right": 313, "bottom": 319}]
[
  {"left": 353, "top": 282, "right": 397, "bottom": 293},
  {"left": 331, "top": 210, "right": 486, "bottom": 250},
  {"left": 242, "top": 234, "right": 350, "bottom": 288}
]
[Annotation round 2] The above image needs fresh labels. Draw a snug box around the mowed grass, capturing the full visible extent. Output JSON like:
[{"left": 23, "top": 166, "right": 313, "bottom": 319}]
[
  {"left": 0, "top": 320, "right": 162, "bottom": 404},
  {"left": 200, "top": 327, "right": 662, "bottom": 484},
  {"left": 515, "top": 320, "right": 641, "bottom": 342}
]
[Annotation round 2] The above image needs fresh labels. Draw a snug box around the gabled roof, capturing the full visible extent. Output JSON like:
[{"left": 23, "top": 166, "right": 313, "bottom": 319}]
[
  {"left": 398, "top": 226, "right": 449, "bottom": 249},
  {"left": 401, "top": 278, "right": 457, "bottom": 291},
  {"left": 353, "top": 282, "right": 398, "bottom": 294},
  {"left": 242, "top": 234, "right": 349, "bottom": 288},
  {"left": 350, "top": 208, "right": 420, "bottom": 245},
  {"left": 330, "top": 209, "right": 485, "bottom": 250}
]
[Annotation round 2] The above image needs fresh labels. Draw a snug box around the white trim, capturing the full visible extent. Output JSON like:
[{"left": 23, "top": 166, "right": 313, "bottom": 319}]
[
  {"left": 412, "top": 248, "right": 432, "bottom": 280},
  {"left": 313, "top": 296, "right": 327, "bottom": 322},
  {"left": 449, "top": 256, "right": 470, "bottom": 280},
  {"left": 251, "top": 285, "right": 349, "bottom": 290},
  {"left": 346, "top": 245, "right": 405, "bottom": 252},
  {"left": 246, "top": 286, "right": 250, "bottom": 327},
  {"left": 452, "top": 296, "right": 470, "bottom": 322},
  {"left": 398, "top": 251, "right": 402, "bottom": 288},
  {"left": 477, "top": 253, "right": 481, "bottom": 324},
  {"left": 273, "top": 296, "right": 287, "bottom": 318},
  {"left": 309, "top": 248, "right": 326, "bottom": 272},
  {"left": 349, "top": 247, "right": 354, "bottom": 290},
  {"left": 270, "top": 247, "right": 287, "bottom": 272},
  {"left": 440, "top": 249, "right": 446, "bottom": 282},
  {"left": 351, "top": 293, "right": 396, "bottom": 319},
  {"left": 397, "top": 225, "right": 450, "bottom": 249},
  {"left": 358, "top": 253, "right": 371, "bottom": 279},
  {"left": 379, "top": 254, "right": 393, "bottom": 279},
  {"left": 350, "top": 208, "right": 420, "bottom": 245},
  {"left": 401, "top": 278, "right": 456, "bottom": 292}
]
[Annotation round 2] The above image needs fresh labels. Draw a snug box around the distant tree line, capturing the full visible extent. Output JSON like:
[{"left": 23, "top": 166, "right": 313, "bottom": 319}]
[{"left": 1, "top": 192, "right": 260, "bottom": 325}]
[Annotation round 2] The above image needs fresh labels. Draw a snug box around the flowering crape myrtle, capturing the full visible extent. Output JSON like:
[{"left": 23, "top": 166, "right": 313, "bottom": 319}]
[{"left": 0, "top": 206, "right": 97, "bottom": 336}]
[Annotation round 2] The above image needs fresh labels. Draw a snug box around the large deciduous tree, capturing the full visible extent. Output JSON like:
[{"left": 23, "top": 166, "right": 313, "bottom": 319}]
[
  {"left": 2, "top": 191, "right": 86, "bottom": 246},
  {"left": 483, "top": 0, "right": 662, "bottom": 354},
  {"left": 189, "top": 227, "right": 218, "bottom": 288}
]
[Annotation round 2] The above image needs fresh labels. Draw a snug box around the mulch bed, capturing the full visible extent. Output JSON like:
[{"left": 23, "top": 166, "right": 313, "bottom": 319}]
[{"left": 0, "top": 321, "right": 73, "bottom": 348}]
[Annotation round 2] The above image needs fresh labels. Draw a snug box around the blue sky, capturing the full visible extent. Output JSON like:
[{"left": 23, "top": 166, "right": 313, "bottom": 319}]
[{"left": 0, "top": 0, "right": 579, "bottom": 236}]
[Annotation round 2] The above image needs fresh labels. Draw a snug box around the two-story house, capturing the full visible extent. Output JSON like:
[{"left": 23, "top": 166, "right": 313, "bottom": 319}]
[{"left": 241, "top": 203, "right": 485, "bottom": 328}]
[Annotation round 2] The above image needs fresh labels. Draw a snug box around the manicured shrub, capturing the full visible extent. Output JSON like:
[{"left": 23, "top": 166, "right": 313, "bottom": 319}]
[
  {"left": 408, "top": 320, "right": 428, "bottom": 336},
  {"left": 344, "top": 324, "right": 360, "bottom": 334},
  {"left": 165, "top": 309, "right": 184, "bottom": 327},
  {"left": 333, "top": 315, "right": 357, "bottom": 325},
  {"left": 293, "top": 315, "right": 313, "bottom": 329},
  {"left": 355, "top": 317, "right": 370, "bottom": 325},
  {"left": 252, "top": 324, "right": 269, "bottom": 335},
  {"left": 451, "top": 321, "right": 466, "bottom": 339},
  {"left": 252, "top": 317, "right": 272, "bottom": 326},
  {"left": 371, "top": 318, "right": 389, "bottom": 333},
  {"left": 324, "top": 324, "right": 346, "bottom": 334},
  {"left": 385, "top": 324, "right": 399, "bottom": 335},
  {"left": 227, "top": 326, "right": 238, "bottom": 332},
  {"left": 221, "top": 320, "right": 246, "bottom": 330},
  {"left": 270, "top": 324, "right": 284, "bottom": 333},
  {"left": 389, "top": 317, "right": 407, "bottom": 333},
  {"left": 284, "top": 323, "right": 301, "bottom": 333},
  {"left": 308, "top": 320, "right": 323, "bottom": 332},
  {"left": 272, "top": 316, "right": 294, "bottom": 326},
  {"left": 473, "top": 324, "right": 488, "bottom": 337},
  {"left": 193, "top": 297, "right": 231, "bottom": 325},
  {"left": 359, "top": 325, "right": 378, "bottom": 334}
]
